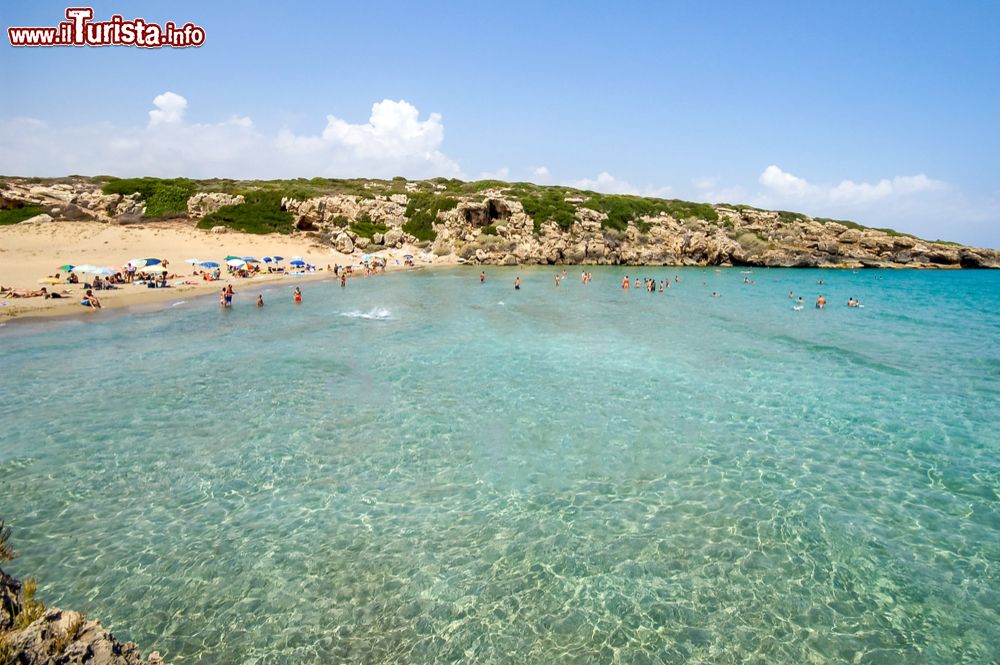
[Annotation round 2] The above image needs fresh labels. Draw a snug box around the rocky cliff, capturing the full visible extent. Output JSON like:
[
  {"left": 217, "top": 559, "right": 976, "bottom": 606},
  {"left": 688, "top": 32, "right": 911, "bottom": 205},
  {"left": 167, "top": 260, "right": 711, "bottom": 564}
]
[
  {"left": 0, "top": 567, "right": 162, "bottom": 665},
  {"left": 2, "top": 176, "right": 996, "bottom": 269}
]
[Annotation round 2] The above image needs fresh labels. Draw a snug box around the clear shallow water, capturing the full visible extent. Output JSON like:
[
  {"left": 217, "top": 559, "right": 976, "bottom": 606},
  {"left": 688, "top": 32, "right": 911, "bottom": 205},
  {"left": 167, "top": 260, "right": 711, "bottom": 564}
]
[{"left": 1, "top": 267, "right": 998, "bottom": 664}]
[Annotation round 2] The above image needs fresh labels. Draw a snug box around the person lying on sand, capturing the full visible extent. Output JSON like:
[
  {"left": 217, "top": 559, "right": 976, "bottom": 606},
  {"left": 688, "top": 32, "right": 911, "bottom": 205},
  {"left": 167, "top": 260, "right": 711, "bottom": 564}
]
[{"left": 1, "top": 286, "right": 50, "bottom": 298}]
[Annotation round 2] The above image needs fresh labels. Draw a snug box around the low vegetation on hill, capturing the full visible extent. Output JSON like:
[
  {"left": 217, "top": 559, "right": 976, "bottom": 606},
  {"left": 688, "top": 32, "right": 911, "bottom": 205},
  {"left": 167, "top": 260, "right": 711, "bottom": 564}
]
[
  {"left": 102, "top": 177, "right": 197, "bottom": 217},
  {"left": 196, "top": 190, "right": 294, "bottom": 234},
  {"left": 0, "top": 205, "right": 46, "bottom": 225}
]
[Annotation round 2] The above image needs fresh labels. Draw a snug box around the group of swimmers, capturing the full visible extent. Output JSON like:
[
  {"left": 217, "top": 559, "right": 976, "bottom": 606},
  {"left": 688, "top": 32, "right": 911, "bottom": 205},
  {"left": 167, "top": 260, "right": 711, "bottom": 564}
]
[
  {"left": 621, "top": 274, "right": 680, "bottom": 292},
  {"left": 220, "top": 285, "right": 303, "bottom": 308},
  {"left": 786, "top": 290, "right": 861, "bottom": 309}
]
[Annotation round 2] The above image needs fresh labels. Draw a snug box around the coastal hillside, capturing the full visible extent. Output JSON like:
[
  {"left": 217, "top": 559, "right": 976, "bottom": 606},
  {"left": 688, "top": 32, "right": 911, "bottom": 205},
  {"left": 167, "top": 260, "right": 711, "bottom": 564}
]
[{"left": 2, "top": 176, "right": 996, "bottom": 269}]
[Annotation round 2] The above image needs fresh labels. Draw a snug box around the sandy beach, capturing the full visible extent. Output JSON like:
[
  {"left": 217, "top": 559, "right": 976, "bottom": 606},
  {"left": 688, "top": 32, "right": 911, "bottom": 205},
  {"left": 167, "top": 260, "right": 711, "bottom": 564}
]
[{"left": 0, "top": 220, "right": 443, "bottom": 320}]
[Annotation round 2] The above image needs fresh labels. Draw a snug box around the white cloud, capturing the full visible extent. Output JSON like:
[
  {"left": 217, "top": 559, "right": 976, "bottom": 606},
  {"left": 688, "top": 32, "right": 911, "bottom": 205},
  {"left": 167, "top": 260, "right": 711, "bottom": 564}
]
[
  {"left": 569, "top": 171, "right": 672, "bottom": 198},
  {"left": 478, "top": 167, "right": 509, "bottom": 180},
  {"left": 532, "top": 166, "right": 550, "bottom": 178},
  {"left": 758, "top": 164, "right": 945, "bottom": 206},
  {"left": 758, "top": 165, "right": 813, "bottom": 197},
  {"left": 0, "top": 93, "right": 461, "bottom": 180},
  {"left": 743, "top": 165, "right": 1000, "bottom": 247},
  {"left": 148, "top": 92, "right": 187, "bottom": 126}
]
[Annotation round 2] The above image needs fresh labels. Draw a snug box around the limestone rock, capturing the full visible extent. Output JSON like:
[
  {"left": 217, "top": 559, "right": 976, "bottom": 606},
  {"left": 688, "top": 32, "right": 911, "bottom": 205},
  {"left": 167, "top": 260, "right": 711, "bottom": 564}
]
[
  {"left": 209, "top": 225, "right": 228, "bottom": 234},
  {"left": 335, "top": 233, "right": 355, "bottom": 254},
  {"left": 20, "top": 213, "right": 53, "bottom": 224},
  {"left": 383, "top": 228, "right": 403, "bottom": 247},
  {"left": 187, "top": 192, "right": 244, "bottom": 218}
]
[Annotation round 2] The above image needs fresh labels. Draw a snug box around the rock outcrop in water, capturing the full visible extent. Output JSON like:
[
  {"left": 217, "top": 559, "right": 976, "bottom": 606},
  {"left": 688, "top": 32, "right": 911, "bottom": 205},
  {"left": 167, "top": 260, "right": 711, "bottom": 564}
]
[
  {"left": 2, "top": 176, "right": 997, "bottom": 269},
  {"left": 0, "top": 567, "right": 163, "bottom": 665}
]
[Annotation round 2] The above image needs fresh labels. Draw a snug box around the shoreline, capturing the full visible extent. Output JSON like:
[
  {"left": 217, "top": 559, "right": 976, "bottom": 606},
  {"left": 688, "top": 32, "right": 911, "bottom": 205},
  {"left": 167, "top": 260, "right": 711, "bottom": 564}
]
[{"left": 0, "top": 219, "right": 451, "bottom": 323}]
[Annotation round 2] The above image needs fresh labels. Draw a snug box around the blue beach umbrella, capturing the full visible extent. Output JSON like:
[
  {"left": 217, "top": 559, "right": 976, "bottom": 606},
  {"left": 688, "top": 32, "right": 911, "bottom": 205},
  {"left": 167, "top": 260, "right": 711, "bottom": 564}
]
[
  {"left": 289, "top": 259, "right": 306, "bottom": 267},
  {"left": 198, "top": 261, "right": 220, "bottom": 268},
  {"left": 144, "top": 258, "right": 162, "bottom": 265}
]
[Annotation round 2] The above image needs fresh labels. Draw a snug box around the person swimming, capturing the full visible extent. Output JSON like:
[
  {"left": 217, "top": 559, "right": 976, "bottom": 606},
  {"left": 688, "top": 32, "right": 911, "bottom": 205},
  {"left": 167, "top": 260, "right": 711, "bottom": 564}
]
[
  {"left": 816, "top": 294, "right": 826, "bottom": 309},
  {"left": 257, "top": 294, "right": 264, "bottom": 307},
  {"left": 293, "top": 286, "right": 302, "bottom": 303}
]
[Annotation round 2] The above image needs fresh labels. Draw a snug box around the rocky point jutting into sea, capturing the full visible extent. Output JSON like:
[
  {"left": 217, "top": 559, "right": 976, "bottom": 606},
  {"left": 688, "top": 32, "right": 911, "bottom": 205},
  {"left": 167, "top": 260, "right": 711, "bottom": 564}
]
[
  {"left": 1, "top": 176, "right": 997, "bottom": 269},
  {"left": 1, "top": 566, "right": 162, "bottom": 665}
]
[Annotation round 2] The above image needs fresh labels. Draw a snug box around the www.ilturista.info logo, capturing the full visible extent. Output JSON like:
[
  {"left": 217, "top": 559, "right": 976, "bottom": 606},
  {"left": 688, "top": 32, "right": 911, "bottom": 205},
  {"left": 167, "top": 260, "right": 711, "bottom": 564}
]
[{"left": 8, "top": 7, "right": 205, "bottom": 48}]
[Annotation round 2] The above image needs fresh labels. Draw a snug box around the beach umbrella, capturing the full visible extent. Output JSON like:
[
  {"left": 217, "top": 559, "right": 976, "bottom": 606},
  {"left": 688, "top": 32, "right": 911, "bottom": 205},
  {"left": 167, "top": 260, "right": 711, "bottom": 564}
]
[
  {"left": 402, "top": 254, "right": 413, "bottom": 259},
  {"left": 262, "top": 256, "right": 273, "bottom": 263},
  {"left": 243, "top": 258, "right": 261, "bottom": 264},
  {"left": 226, "top": 258, "right": 247, "bottom": 267},
  {"left": 224, "top": 255, "right": 242, "bottom": 261},
  {"left": 198, "top": 261, "right": 220, "bottom": 268},
  {"left": 271, "top": 255, "right": 284, "bottom": 262},
  {"left": 289, "top": 259, "right": 306, "bottom": 267},
  {"left": 184, "top": 258, "right": 201, "bottom": 264},
  {"left": 72, "top": 265, "right": 98, "bottom": 273},
  {"left": 58, "top": 264, "right": 75, "bottom": 271},
  {"left": 143, "top": 258, "right": 162, "bottom": 265},
  {"left": 127, "top": 258, "right": 148, "bottom": 268},
  {"left": 92, "top": 267, "right": 116, "bottom": 276}
]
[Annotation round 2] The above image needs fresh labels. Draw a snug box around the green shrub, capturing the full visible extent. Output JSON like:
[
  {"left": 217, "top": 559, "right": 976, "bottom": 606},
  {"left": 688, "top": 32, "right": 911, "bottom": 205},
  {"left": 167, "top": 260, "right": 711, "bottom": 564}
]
[
  {"left": 582, "top": 193, "right": 718, "bottom": 231},
  {"left": 402, "top": 193, "right": 457, "bottom": 242},
  {"left": 776, "top": 210, "right": 808, "bottom": 224},
  {"left": 519, "top": 189, "right": 576, "bottom": 233},
  {"left": 0, "top": 519, "right": 14, "bottom": 560},
  {"left": 737, "top": 232, "right": 768, "bottom": 255},
  {"left": 481, "top": 224, "right": 498, "bottom": 236},
  {"left": 13, "top": 577, "right": 45, "bottom": 630},
  {"left": 196, "top": 191, "right": 294, "bottom": 234},
  {"left": 0, "top": 205, "right": 47, "bottom": 225},
  {"left": 102, "top": 177, "right": 196, "bottom": 217},
  {"left": 350, "top": 214, "right": 388, "bottom": 239}
]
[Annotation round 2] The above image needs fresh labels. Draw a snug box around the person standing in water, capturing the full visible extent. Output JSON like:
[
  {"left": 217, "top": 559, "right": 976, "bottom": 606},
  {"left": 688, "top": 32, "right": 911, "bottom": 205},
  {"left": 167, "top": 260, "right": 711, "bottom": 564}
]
[
  {"left": 256, "top": 294, "right": 264, "bottom": 307},
  {"left": 816, "top": 294, "right": 826, "bottom": 309},
  {"left": 293, "top": 286, "right": 302, "bottom": 303},
  {"left": 514, "top": 276, "right": 521, "bottom": 290},
  {"left": 340, "top": 273, "right": 347, "bottom": 288},
  {"left": 480, "top": 271, "right": 485, "bottom": 284},
  {"left": 622, "top": 275, "right": 630, "bottom": 290}
]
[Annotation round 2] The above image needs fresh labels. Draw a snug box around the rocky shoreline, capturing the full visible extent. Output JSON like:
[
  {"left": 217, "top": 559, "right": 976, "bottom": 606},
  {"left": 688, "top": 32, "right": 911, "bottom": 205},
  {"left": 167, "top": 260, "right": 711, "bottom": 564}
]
[
  {"left": 1, "top": 567, "right": 162, "bottom": 665},
  {"left": 3, "top": 176, "right": 997, "bottom": 270}
]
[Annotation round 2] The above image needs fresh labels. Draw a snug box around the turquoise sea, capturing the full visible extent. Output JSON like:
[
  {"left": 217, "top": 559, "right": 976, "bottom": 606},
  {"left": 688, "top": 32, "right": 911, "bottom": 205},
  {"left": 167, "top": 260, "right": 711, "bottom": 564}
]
[{"left": 1, "top": 267, "right": 998, "bottom": 664}]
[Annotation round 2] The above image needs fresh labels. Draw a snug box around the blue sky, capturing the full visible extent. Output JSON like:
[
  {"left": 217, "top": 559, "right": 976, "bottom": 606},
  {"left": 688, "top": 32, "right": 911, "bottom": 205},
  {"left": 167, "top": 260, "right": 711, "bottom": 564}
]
[{"left": 2, "top": 0, "right": 998, "bottom": 246}]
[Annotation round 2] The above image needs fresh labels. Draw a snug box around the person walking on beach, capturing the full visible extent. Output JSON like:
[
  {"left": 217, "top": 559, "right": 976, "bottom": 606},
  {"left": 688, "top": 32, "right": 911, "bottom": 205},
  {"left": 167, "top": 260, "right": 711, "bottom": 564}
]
[
  {"left": 293, "top": 287, "right": 302, "bottom": 303},
  {"left": 514, "top": 276, "right": 521, "bottom": 290}
]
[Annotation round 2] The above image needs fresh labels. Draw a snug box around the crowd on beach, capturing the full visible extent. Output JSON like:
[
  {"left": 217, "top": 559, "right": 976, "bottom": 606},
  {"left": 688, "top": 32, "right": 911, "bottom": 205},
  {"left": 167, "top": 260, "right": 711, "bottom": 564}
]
[{"left": 0, "top": 252, "right": 409, "bottom": 314}]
